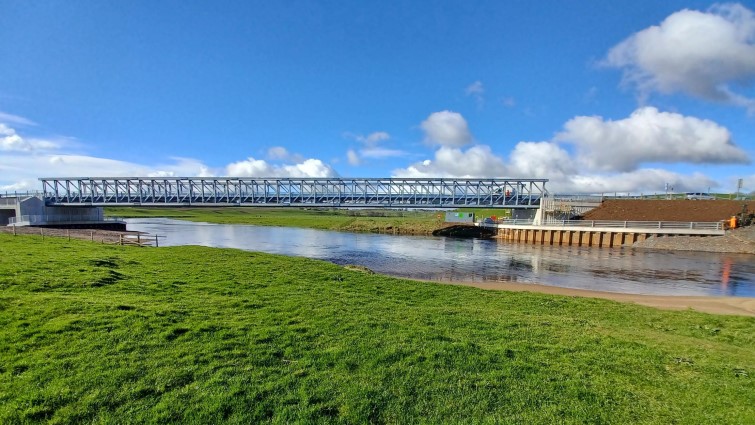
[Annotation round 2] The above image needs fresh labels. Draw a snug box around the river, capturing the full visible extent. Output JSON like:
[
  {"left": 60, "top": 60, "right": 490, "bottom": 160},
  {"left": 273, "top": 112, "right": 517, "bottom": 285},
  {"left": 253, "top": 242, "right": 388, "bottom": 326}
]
[{"left": 127, "top": 218, "right": 755, "bottom": 297}]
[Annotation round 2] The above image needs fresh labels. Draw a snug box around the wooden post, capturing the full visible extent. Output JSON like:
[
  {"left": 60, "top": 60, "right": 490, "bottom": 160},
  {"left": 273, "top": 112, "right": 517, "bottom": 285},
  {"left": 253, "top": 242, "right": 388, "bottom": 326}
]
[
  {"left": 155, "top": 236, "right": 159, "bottom": 248},
  {"left": 40, "top": 228, "right": 44, "bottom": 240},
  {"left": 67, "top": 229, "right": 70, "bottom": 241},
  {"left": 12, "top": 225, "right": 16, "bottom": 236},
  {"left": 119, "top": 234, "right": 123, "bottom": 246},
  {"left": 137, "top": 234, "right": 141, "bottom": 246},
  {"left": 91, "top": 231, "right": 94, "bottom": 241}
]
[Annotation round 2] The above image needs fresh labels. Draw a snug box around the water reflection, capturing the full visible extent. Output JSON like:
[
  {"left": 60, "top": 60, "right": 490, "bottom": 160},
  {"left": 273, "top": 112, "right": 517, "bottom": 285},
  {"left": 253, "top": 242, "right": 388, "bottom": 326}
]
[{"left": 127, "top": 218, "right": 755, "bottom": 297}]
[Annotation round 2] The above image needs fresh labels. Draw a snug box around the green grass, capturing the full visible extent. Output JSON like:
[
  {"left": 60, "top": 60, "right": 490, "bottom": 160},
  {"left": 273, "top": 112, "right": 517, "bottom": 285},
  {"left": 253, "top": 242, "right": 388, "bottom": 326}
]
[
  {"left": 1, "top": 233, "right": 754, "bottom": 423},
  {"left": 106, "top": 207, "right": 446, "bottom": 234}
]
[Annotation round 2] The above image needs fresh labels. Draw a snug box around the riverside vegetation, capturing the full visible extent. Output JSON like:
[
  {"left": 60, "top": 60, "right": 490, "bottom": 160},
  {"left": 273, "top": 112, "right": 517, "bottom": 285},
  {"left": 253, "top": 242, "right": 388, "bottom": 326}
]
[
  {"left": 105, "top": 207, "right": 507, "bottom": 234},
  {"left": 1, "top": 233, "right": 754, "bottom": 423}
]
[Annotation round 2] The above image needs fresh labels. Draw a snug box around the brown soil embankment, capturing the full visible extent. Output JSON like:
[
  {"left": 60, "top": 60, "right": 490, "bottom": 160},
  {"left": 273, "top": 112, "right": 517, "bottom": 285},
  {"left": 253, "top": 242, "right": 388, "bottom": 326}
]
[
  {"left": 581, "top": 200, "right": 755, "bottom": 254},
  {"left": 582, "top": 199, "right": 752, "bottom": 222}
]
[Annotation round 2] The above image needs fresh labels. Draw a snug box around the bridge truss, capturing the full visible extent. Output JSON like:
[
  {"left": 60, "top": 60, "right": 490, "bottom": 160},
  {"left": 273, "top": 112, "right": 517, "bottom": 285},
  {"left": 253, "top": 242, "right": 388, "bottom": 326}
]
[{"left": 40, "top": 177, "right": 548, "bottom": 208}]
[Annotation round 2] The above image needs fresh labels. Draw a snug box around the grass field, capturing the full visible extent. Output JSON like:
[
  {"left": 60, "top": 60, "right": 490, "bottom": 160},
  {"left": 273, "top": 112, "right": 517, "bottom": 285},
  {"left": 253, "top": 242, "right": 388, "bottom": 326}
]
[
  {"left": 1, "top": 233, "right": 753, "bottom": 423},
  {"left": 106, "top": 207, "right": 449, "bottom": 234}
]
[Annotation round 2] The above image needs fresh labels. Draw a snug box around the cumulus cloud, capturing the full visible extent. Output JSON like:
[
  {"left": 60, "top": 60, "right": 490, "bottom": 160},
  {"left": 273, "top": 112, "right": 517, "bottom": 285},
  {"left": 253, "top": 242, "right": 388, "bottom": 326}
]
[
  {"left": 394, "top": 107, "right": 748, "bottom": 194},
  {"left": 604, "top": 3, "right": 755, "bottom": 111},
  {"left": 393, "top": 145, "right": 507, "bottom": 178},
  {"left": 0, "top": 124, "right": 61, "bottom": 152},
  {"left": 420, "top": 110, "right": 473, "bottom": 147},
  {"left": 0, "top": 121, "right": 340, "bottom": 191},
  {"left": 225, "top": 157, "right": 337, "bottom": 178},
  {"left": 509, "top": 141, "right": 577, "bottom": 178},
  {"left": 0, "top": 124, "right": 25, "bottom": 151},
  {"left": 556, "top": 107, "right": 749, "bottom": 172}
]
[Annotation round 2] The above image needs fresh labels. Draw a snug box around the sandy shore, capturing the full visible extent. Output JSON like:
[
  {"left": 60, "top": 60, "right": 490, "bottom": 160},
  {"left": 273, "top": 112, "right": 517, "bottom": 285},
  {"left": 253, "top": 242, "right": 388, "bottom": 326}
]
[{"left": 444, "top": 281, "right": 755, "bottom": 317}]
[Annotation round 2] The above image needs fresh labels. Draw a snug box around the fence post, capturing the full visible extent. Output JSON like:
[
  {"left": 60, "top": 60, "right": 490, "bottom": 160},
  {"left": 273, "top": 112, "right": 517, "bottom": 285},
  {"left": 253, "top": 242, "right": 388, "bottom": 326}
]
[
  {"left": 12, "top": 225, "right": 16, "bottom": 236},
  {"left": 67, "top": 229, "right": 70, "bottom": 241},
  {"left": 155, "top": 235, "right": 159, "bottom": 248},
  {"left": 91, "top": 231, "right": 94, "bottom": 241},
  {"left": 40, "top": 228, "right": 44, "bottom": 240},
  {"left": 119, "top": 234, "right": 123, "bottom": 246},
  {"left": 137, "top": 234, "right": 141, "bottom": 245}
]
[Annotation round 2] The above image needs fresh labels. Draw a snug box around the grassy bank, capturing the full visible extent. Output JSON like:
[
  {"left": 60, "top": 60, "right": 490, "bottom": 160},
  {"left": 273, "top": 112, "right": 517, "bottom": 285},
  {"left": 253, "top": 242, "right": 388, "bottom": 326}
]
[
  {"left": 1, "top": 234, "right": 753, "bottom": 423},
  {"left": 106, "top": 207, "right": 447, "bottom": 234}
]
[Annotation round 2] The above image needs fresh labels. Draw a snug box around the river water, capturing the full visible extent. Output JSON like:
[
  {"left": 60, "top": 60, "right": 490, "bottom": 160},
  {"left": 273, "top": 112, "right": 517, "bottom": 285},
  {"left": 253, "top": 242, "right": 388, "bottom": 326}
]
[{"left": 127, "top": 218, "right": 755, "bottom": 297}]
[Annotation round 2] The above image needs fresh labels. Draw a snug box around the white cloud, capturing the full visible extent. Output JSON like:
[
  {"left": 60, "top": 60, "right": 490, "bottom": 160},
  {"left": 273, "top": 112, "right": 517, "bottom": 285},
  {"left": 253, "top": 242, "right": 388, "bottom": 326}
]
[
  {"left": 420, "top": 110, "right": 473, "bottom": 147},
  {"left": 567, "top": 169, "right": 717, "bottom": 194},
  {"left": 465, "top": 81, "right": 484, "bottom": 96},
  {"left": 225, "top": 157, "right": 337, "bottom": 178},
  {"left": 0, "top": 111, "right": 36, "bottom": 126},
  {"left": 344, "top": 131, "right": 408, "bottom": 165},
  {"left": 604, "top": 3, "right": 755, "bottom": 111},
  {"left": 556, "top": 107, "right": 749, "bottom": 172},
  {"left": 465, "top": 81, "right": 485, "bottom": 106},
  {"left": 509, "top": 141, "right": 576, "bottom": 178},
  {"left": 393, "top": 145, "right": 507, "bottom": 178},
  {"left": 267, "top": 146, "right": 289, "bottom": 160},
  {"left": 0, "top": 124, "right": 26, "bottom": 151},
  {"left": 394, "top": 107, "right": 748, "bottom": 194},
  {"left": 361, "top": 131, "right": 390, "bottom": 146},
  {"left": 501, "top": 97, "right": 516, "bottom": 108},
  {"left": 345, "top": 131, "right": 391, "bottom": 146},
  {"left": 346, "top": 149, "right": 361, "bottom": 166},
  {"left": 0, "top": 122, "right": 339, "bottom": 191},
  {"left": 361, "top": 147, "right": 407, "bottom": 159},
  {"left": 0, "top": 124, "right": 61, "bottom": 152},
  {"left": 266, "top": 146, "right": 304, "bottom": 163}
]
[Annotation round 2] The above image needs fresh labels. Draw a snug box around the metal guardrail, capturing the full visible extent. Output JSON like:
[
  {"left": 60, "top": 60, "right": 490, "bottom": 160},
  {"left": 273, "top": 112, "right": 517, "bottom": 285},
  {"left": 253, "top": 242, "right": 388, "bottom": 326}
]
[
  {"left": 543, "top": 220, "right": 725, "bottom": 230},
  {"left": 1, "top": 191, "right": 43, "bottom": 198},
  {"left": 481, "top": 219, "right": 725, "bottom": 231},
  {"left": 497, "top": 219, "right": 535, "bottom": 225},
  {"left": 9, "top": 215, "right": 125, "bottom": 225}
]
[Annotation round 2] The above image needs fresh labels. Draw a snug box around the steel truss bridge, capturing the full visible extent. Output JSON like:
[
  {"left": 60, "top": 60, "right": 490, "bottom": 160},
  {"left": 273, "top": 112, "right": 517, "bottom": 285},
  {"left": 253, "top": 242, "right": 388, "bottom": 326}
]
[{"left": 40, "top": 177, "right": 548, "bottom": 209}]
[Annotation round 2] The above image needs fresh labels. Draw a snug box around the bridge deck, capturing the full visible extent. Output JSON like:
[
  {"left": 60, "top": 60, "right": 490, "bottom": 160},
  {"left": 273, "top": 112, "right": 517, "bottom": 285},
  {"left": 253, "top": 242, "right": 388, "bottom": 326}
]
[{"left": 41, "top": 177, "right": 548, "bottom": 208}]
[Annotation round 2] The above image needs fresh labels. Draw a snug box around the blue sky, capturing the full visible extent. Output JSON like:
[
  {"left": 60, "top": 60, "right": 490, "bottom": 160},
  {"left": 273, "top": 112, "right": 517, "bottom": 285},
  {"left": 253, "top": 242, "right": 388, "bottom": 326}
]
[{"left": 1, "top": 1, "right": 753, "bottom": 194}]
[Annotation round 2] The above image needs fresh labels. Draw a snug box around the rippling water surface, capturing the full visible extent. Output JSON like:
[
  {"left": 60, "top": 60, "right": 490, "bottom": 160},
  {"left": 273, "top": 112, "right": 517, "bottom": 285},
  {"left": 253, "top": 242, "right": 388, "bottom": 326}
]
[{"left": 127, "top": 218, "right": 755, "bottom": 297}]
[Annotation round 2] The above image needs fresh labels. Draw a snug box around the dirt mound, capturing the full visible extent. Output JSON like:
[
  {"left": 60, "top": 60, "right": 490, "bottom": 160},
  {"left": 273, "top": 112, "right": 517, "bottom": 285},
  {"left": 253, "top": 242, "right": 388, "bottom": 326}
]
[{"left": 581, "top": 200, "right": 753, "bottom": 222}]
